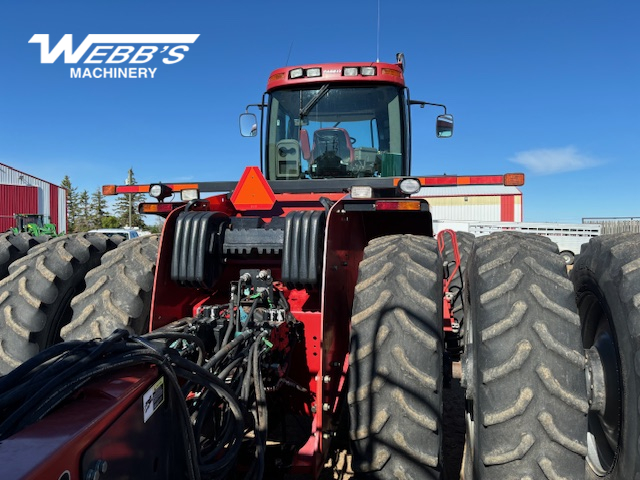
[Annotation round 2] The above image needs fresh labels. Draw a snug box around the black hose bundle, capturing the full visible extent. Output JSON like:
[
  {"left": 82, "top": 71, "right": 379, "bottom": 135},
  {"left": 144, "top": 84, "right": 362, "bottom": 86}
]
[
  {"left": 0, "top": 277, "right": 299, "bottom": 479},
  {"left": 0, "top": 329, "right": 257, "bottom": 480}
]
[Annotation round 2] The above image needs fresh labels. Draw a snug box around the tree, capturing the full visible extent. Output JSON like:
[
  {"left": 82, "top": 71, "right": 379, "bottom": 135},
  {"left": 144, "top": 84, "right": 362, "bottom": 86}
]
[
  {"left": 90, "top": 188, "right": 110, "bottom": 229},
  {"left": 74, "top": 190, "right": 92, "bottom": 232},
  {"left": 60, "top": 175, "right": 79, "bottom": 233},
  {"left": 101, "top": 216, "right": 120, "bottom": 228},
  {"left": 114, "top": 168, "right": 146, "bottom": 228},
  {"left": 148, "top": 217, "right": 165, "bottom": 234}
]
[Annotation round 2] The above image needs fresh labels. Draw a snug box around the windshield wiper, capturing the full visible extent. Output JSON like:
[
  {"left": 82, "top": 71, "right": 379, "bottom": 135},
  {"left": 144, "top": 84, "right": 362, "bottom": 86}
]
[{"left": 300, "top": 84, "right": 330, "bottom": 118}]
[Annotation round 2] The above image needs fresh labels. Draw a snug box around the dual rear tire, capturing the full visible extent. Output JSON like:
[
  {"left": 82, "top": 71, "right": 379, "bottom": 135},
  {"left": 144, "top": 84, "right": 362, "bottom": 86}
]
[
  {"left": 62, "top": 234, "right": 159, "bottom": 340},
  {"left": 349, "top": 234, "right": 444, "bottom": 478},
  {"left": 0, "top": 231, "right": 49, "bottom": 281},
  {"left": 465, "top": 231, "right": 640, "bottom": 479},
  {"left": 0, "top": 233, "right": 120, "bottom": 374},
  {"left": 464, "top": 232, "right": 587, "bottom": 479},
  {"left": 571, "top": 233, "right": 640, "bottom": 478},
  {"left": 349, "top": 231, "right": 594, "bottom": 479},
  {"left": 0, "top": 233, "right": 159, "bottom": 375}
]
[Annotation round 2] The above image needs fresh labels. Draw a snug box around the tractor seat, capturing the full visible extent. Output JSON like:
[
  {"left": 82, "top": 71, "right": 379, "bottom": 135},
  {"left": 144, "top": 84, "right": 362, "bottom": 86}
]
[{"left": 311, "top": 128, "right": 355, "bottom": 177}]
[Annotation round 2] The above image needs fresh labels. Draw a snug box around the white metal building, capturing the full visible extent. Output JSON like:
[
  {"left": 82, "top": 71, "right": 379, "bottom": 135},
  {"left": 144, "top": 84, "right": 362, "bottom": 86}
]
[{"left": 419, "top": 185, "right": 523, "bottom": 223}]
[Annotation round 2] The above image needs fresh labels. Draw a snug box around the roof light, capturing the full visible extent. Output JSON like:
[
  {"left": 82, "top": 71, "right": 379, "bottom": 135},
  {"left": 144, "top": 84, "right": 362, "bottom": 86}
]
[
  {"left": 268, "top": 72, "right": 285, "bottom": 82},
  {"left": 351, "top": 185, "right": 373, "bottom": 199},
  {"left": 289, "top": 68, "right": 304, "bottom": 79},
  {"left": 398, "top": 178, "right": 421, "bottom": 195},
  {"left": 149, "top": 183, "right": 172, "bottom": 201},
  {"left": 381, "top": 67, "right": 402, "bottom": 77},
  {"left": 306, "top": 67, "right": 321, "bottom": 77},
  {"left": 181, "top": 188, "right": 200, "bottom": 202},
  {"left": 361, "top": 66, "right": 376, "bottom": 76},
  {"left": 343, "top": 67, "right": 359, "bottom": 77},
  {"left": 149, "top": 184, "right": 162, "bottom": 197}
]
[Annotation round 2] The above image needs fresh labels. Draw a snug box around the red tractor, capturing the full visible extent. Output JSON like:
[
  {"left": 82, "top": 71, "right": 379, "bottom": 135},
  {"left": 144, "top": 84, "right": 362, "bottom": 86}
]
[{"left": 0, "top": 54, "right": 636, "bottom": 480}]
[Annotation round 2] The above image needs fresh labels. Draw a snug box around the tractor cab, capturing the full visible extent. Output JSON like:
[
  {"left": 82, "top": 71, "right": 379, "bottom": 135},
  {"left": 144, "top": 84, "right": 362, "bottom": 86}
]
[{"left": 241, "top": 55, "right": 453, "bottom": 181}]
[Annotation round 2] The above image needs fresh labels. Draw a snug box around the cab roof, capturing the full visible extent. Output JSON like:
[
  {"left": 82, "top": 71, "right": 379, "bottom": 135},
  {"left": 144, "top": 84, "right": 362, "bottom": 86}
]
[{"left": 266, "top": 61, "right": 405, "bottom": 91}]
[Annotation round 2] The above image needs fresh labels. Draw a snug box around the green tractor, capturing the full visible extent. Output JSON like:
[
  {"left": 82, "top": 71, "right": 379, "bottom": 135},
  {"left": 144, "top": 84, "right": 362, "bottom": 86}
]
[{"left": 11, "top": 214, "right": 62, "bottom": 237}]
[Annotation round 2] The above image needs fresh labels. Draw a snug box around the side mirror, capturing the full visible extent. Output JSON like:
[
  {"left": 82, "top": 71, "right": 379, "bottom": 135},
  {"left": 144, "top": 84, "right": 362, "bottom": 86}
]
[
  {"left": 436, "top": 114, "right": 454, "bottom": 138},
  {"left": 240, "top": 113, "right": 258, "bottom": 137}
]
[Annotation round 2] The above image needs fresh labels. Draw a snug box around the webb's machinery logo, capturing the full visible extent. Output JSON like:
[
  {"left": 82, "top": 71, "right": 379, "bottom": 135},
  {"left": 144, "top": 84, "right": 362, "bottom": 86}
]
[{"left": 28, "top": 34, "right": 200, "bottom": 79}]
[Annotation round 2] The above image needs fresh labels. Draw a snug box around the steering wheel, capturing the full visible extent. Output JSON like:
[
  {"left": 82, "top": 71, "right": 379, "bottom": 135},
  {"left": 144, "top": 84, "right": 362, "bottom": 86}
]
[{"left": 350, "top": 137, "right": 357, "bottom": 145}]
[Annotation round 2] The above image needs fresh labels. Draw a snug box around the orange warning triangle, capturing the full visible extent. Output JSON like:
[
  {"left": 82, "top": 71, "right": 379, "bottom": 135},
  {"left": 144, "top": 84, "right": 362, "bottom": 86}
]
[{"left": 230, "top": 166, "right": 276, "bottom": 211}]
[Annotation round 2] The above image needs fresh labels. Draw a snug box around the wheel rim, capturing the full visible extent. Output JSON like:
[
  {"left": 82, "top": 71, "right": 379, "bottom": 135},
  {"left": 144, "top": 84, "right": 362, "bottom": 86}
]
[{"left": 583, "top": 294, "right": 622, "bottom": 475}]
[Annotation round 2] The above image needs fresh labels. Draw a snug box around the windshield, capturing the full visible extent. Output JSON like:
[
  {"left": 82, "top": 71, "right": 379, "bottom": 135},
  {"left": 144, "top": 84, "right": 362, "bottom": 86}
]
[{"left": 266, "top": 85, "right": 407, "bottom": 180}]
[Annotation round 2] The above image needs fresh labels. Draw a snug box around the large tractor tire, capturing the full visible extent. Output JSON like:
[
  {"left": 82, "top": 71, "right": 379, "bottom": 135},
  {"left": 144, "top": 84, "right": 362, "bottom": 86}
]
[
  {"left": 62, "top": 234, "right": 159, "bottom": 340},
  {"left": 0, "top": 232, "right": 49, "bottom": 281},
  {"left": 0, "top": 233, "right": 119, "bottom": 374},
  {"left": 571, "top": 233, "right": 640, "bottom": 478},
  {"left": 464, "top": 232, "right": 587, "bottom": 479},
  {"left": 348, "top": 234, "right": 444, "bottom": 479}
]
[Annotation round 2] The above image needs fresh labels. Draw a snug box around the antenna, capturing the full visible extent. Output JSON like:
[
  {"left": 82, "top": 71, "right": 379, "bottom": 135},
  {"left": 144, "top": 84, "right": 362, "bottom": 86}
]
[
  {"left": 286, "top": 41, "right": 294, "bottom": 66},
  {"left": 376, "top": 0, "right": 381, "bottom": 62}
]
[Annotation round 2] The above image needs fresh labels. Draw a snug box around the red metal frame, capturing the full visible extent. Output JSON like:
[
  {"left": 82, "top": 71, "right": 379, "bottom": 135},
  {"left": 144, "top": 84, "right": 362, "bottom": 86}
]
[
  {"left": 147, "top": 177, "right": 357, "bottom": 476},
  {"left": 144, "top": 166, "right": 438, "bottom": 476},
  {"left": 0, "top": 366, "right": 159, "bottom": 480},
  {"left": 437, "top": 229, "right": 461, "bottom": 334}
]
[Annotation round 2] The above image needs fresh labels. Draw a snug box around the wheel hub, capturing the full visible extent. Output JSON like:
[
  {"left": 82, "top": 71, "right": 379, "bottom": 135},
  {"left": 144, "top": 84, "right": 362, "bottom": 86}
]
[
  {"left": 584, "top": 312, "right": 623, "bottom": 476},
  {"left": 585, "top": 346, "right": 606, "bottom": 415}
]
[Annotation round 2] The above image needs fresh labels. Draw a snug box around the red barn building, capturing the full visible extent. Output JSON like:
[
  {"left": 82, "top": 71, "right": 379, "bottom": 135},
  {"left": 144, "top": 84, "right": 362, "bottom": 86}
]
[{"left": 0, "top": 163, "right": 67, "bottom": 233}]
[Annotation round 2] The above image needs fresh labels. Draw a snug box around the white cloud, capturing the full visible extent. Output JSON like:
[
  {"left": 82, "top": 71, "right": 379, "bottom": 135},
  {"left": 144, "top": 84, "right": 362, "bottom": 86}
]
[{"left": 509, "top": 146, "right": 602, "bottom": 175}]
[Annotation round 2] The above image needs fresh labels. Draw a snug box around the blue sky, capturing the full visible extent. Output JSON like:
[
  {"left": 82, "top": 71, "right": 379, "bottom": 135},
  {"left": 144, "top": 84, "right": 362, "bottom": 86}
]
[{"left": 1, "top": 1, "right": 638, "bottom": 223}]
